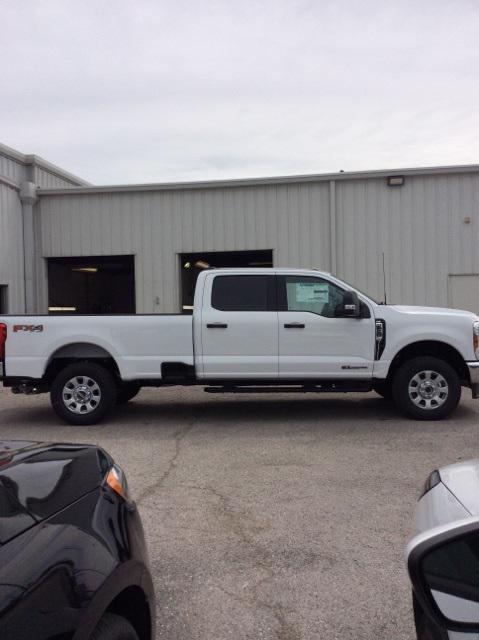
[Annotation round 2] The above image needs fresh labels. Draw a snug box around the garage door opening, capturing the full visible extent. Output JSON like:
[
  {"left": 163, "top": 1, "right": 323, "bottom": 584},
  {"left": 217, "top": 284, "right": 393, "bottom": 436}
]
[
  {"left": 48, "top": 256, "right": 136, "bottom": 314},
  {"left": 0, "top": 286, "right": 7, "bottom": 314},
  {"left": 180, "top": 250, "right": 273, "bottom": 313}
]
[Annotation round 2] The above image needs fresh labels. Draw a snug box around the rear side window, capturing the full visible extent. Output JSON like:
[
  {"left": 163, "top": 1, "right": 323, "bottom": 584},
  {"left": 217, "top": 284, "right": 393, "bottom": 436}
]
[{"left": 211, "top": 275, "right": 275, "bottom": 311}]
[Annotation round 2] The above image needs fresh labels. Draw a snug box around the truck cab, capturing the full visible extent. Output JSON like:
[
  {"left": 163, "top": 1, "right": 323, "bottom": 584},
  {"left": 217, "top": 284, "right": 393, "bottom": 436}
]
[{"left": 195, "top": 268, "right": 375, "bottom": 380}]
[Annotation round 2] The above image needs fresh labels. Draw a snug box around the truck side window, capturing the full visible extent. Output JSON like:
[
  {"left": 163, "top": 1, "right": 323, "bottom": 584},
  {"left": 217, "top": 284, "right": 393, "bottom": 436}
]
[
  {"left": 282, "top": 276, "right": 345, "bottom": 318},
  {"left": 211, "top": 275, "right": 275, "bottom": 311}
]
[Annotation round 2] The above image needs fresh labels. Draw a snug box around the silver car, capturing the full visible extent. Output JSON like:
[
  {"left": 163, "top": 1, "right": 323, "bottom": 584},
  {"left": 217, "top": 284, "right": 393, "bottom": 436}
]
[{"left": 408, "top": 460, "right": 479, "bottom": 639}]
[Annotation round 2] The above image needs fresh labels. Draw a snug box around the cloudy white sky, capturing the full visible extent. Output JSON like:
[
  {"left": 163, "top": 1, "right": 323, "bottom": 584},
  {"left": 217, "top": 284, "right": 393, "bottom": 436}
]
[{"left": 2, "top": 0, "right": 479, "bottom": 185}]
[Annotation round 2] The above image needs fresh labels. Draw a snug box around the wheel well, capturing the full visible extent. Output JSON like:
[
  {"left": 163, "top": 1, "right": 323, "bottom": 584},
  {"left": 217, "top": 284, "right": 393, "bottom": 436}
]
[
  {"left": 387, "top": 341, "right": 469, "bottom": 383},
  {"left": 44, "top": 343, "right": 120, "bottom": 383},
  {"left": 106, "top": 585, "right": 152, "bottom": 640}
]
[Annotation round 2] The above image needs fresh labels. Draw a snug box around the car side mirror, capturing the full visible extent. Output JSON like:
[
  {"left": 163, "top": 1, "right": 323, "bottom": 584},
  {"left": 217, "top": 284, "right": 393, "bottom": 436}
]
[
  {"left": 339, "top": 291, "right": 360, "bottom": 318},
  {"left": 407, "top": 518, "right": 479, "bottom": 633}
]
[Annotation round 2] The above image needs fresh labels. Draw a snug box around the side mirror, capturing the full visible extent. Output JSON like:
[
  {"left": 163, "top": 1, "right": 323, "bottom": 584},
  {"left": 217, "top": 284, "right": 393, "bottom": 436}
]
[
  {"left": 340, "top": 291, "right": 360, "bottom": 318},
  {"left": 407, "top": 517, "right": 479, "bottom": 633}
]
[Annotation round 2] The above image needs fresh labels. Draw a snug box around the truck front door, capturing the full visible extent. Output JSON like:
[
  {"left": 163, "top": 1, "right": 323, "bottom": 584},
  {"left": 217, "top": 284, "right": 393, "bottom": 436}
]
[
  {"left": 199, "top": 273, "right": 278, "bottom": 379},
  {"left": 277, "top": 274, "right": 375, "bottom": 378}
]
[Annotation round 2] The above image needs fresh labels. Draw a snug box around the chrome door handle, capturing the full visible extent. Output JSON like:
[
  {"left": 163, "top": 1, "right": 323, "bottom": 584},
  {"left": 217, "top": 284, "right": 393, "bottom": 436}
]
[
  {"left": 284, "top": 323, "right": 305, "bottom": 329},
  {"left": 207, "top": 323, "right": 228, "bottom": 329}
]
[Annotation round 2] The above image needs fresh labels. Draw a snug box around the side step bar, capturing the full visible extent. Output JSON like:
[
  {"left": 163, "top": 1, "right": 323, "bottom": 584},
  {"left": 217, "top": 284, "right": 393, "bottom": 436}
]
[{"left": 204, "top": 383, "right": 372, "bottom": 394}]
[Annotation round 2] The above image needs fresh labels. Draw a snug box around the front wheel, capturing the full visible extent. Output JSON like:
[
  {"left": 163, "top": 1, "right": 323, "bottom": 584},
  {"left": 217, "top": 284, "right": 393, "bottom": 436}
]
[
  {"left": 392, "top": 356, "right": 461, "bottom": 420},
  {"left": 51, "top": 361, "right": 117, "bottom": 425}
]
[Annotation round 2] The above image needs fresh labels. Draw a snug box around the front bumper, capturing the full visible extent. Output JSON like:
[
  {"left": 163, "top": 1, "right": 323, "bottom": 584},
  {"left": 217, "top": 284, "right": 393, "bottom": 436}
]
[{"left": 467, "top": 362, "right": 479, "bottom": 398}]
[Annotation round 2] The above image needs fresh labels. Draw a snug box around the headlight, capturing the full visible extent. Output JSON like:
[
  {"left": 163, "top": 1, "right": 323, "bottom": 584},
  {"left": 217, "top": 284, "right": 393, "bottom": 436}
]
[
  {"left": 105, "top": 463, "right": 130, "bottom": 501},
  {"left": 474, "top": 322, "right": 479, "bottom": 359},
  {"left": 419, "top": 469, "right": 441, "bottom": 499}
]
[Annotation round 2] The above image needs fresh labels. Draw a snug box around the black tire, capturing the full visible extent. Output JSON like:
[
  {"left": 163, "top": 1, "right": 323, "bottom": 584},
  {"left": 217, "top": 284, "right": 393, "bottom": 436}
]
[
  {"left": 51, "top": 361, "right": 117, "bottom": 426},
  {"left": 372, "top": 382, "right": 393, "bottom": 400},
  {"left": 392, "top": 356, "right": 461, "bottom": 420},
  {"left": 117, "top": 382, "right": 141, "bottom": 405},
  {"left": 90, "top": 613, "right": 139, "bottom": 640}
]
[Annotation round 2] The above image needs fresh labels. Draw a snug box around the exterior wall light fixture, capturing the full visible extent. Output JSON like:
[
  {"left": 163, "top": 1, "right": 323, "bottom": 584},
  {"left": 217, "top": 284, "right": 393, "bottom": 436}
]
[{"left": 387, "top": 176, "right": 405, "bottom": 187}]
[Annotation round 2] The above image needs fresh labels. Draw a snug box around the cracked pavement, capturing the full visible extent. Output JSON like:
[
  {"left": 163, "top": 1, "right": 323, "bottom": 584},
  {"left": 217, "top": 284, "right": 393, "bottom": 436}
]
[{"left": 2, "top": 385, "right": 479, "bottom": 639}]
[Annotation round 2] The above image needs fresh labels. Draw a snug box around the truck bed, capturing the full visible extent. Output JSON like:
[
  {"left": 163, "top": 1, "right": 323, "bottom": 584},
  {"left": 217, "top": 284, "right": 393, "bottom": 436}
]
[{"left": 0, "top": 314, "right": 194, "bottom": 380}]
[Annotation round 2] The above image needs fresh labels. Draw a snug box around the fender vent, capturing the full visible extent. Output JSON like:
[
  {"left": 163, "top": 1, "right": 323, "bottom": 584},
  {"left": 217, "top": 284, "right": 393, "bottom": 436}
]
[{"left": 375, "top": 319, "right": 386, "bottom": 360}]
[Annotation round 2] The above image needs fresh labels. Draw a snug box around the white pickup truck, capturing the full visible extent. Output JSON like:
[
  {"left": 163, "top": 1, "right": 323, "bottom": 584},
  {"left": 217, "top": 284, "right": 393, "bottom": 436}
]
[{"left": 1, "top": 268, "right": 479, "bottom": 425}]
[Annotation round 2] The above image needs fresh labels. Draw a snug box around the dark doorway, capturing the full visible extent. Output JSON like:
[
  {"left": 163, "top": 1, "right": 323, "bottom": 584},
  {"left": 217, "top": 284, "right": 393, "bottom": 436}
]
[
  {"left": 48, "top": 256, "right": 135, "bottom": 315},
  {"left": 0, "top": 286, "right": 7, "bottom": 314},
  {"left": 180, "top": 250, "right": 273, "bottom": 313}
]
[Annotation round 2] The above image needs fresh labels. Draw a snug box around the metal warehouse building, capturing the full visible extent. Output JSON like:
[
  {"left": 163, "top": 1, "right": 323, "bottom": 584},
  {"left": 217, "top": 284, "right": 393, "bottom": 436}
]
[{"left": 1, "top": 141, "right": 479, "bottom": 316}]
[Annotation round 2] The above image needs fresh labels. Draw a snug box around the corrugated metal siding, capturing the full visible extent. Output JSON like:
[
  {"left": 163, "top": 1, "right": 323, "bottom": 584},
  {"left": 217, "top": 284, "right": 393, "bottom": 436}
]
[
  {"left": 335, "top": 173, "right": 479, "bottom": 306},
  {"left": 38, "top": 182, "right": 331, "bottom": 313},
  {"left": 35, "top": 171, "right": 479, "bottom": 313},
  {"left": 0, "top": 154, "right": 26, "bottom": 184},
  {"left": 0, "top": 184, "right": 25, "bottom": 313},
  {"left": 34, "top": 166, "right": 78, "bottom": 189},
  {"left": 0, "top": 151, "right": 80, "bottom": 189}
]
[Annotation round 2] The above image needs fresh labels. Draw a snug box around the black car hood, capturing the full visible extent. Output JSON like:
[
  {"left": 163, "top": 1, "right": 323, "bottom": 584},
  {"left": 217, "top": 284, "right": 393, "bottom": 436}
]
[{"left": 0, "top": 441, "right": 112, "bottom": 523}]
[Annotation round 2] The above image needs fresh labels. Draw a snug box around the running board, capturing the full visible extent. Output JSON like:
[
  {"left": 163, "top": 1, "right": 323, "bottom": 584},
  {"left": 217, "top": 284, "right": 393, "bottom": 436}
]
[{"left": 204, "top": 383, "right": 372, "bottom": 394}]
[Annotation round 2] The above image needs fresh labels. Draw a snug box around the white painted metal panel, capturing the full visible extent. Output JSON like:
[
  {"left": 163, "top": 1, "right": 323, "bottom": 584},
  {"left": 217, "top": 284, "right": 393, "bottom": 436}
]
[
  {"left": 37, "top": 182, "right": 331, "bottom": 313},
  {"left": 449, "top": 274, "right": 479, "bottom": 315},
  {"left": 0, "top": 154, "right": 26, "bottom": 183},
  {"left": 0, "top": 184, "right": 25, "bottom": 313},
  {"left": 34, "top": 166, "right": 78, "bottom": 189},
  {"left": 336, "top": 173, "right": 479, "bottom": 307},
  {"left": 32, "top": 168, "right": 479, "bottom": 315}
]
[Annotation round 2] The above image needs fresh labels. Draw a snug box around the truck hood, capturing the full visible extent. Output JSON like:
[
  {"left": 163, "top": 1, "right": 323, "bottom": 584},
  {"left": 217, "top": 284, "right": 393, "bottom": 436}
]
[{"left": 389, "top": 305, "right": 479, "bottom": 321}]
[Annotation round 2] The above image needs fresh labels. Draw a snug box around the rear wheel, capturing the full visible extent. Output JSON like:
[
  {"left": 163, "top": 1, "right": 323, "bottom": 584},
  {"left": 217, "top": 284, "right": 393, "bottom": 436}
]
[
  {"left": 51, "top": 361, "right": 117, "bottom": 425},
  {"left": 117, "top": 382, "right": 141, "bottom": 405},
  {"left": 90, "top": 613, "right": 139, "bottom": 640},
  {"left": 392, "top": 356, "right": 461, "bottom": 420}
]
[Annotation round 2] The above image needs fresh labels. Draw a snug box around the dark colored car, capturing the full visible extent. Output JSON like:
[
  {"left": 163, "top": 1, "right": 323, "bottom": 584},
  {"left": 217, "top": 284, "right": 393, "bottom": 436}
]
[{"left": 0, "top": 440, "right": 155, "bottom": 640}]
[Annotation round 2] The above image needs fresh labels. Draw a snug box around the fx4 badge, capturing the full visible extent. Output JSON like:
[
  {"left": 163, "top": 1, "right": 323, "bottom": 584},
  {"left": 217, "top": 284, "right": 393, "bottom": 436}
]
[{"left": 13, "top": 325, "right": 44, "bottom": 333}]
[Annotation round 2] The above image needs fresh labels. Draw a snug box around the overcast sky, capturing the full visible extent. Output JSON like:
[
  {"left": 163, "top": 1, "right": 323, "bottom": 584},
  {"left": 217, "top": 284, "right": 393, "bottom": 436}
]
[{"left": 2, "top": 0, "right": 478, "bottom": 185}]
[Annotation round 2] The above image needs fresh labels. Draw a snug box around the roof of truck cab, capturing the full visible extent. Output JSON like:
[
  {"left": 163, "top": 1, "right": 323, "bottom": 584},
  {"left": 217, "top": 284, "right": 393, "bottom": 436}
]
[{"left": 202, "top": 268, "right": 331, "bottom": 275}]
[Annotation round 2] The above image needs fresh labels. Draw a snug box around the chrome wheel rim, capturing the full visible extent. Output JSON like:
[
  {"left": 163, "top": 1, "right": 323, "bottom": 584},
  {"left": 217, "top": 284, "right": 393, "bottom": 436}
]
[
  {"left": 62, "top": 376, "right": 101, "bottom": 414},
  {"left": 408, "top": 370, "right": 449, "bottom": 410}
]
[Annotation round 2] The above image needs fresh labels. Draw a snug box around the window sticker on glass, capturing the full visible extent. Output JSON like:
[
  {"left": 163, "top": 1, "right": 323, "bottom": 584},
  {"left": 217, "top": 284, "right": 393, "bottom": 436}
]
[{"left": 295, "top": 282, "right": 329, "bottom": 304}]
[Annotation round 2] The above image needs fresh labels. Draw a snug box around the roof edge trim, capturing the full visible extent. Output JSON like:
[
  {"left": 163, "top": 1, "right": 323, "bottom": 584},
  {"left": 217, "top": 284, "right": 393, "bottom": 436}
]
[
  {"left": 0, "top": 142, "right": 90, "bottom": 187},
  {"left": 36, "top": 163, "right": 479, "bottom": 196}
]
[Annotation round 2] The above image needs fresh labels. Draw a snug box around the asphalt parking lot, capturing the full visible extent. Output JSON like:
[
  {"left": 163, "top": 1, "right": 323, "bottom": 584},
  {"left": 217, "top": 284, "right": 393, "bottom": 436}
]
[{"left": 2, "top": 386, "right": 479, "bottom": 639}]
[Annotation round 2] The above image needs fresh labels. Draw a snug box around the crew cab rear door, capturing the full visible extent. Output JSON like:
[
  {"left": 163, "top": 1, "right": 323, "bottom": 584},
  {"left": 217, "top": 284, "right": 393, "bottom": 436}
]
[
  {"left": 199, "top": 273, "right": 278, "bottom": 379},
  {"left": 277, "top": 274, "right": 375, "bottom": 378}
]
